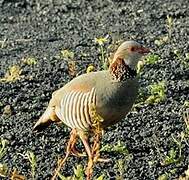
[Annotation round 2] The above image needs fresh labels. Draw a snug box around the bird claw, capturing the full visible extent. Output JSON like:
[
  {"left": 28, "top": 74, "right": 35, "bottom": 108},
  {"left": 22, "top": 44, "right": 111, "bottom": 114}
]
[{"left": 71, "top": 151, "right": 86, "bottom": 157}]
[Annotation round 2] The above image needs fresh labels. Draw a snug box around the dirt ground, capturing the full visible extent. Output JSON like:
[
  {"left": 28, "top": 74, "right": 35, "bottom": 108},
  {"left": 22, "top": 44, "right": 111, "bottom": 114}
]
[{"left": 0, "top": 0, "right": 189, "bottom": 179}]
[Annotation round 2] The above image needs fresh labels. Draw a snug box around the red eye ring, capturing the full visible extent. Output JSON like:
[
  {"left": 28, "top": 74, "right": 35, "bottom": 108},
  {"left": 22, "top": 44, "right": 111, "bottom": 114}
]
[{"left": 130, "top": 47, "right": 135, "bottom": 51}]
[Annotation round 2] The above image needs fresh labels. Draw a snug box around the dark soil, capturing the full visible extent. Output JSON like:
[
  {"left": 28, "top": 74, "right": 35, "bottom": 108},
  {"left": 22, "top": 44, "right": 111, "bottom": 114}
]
[{"left": 0, "top": 0, "right": 189, "bottom": 179}]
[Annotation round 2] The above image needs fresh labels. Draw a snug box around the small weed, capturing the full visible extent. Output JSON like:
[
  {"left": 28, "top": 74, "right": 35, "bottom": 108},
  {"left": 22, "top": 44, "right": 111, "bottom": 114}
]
[
  {"left": 154, "top": 36, "right": 169, "bottom": 46},
  {"left": 161, "top": 148, "right": 177, "bottom": 166},
  {"left": 145, "top": 54, "right": 160, "bottom": 65},
  {"left": 58, "top": 164, "right": 105, "bottom": 179},
  {"left": 0, "top": 65, "right": 22, "bottom": 82},
  {"left": 155, "top": 15, "right": 174, "bottom": 46},
  {"left": 158, "top": 169, "right": 177, "bottom": 180},
  {"left": 86, "top": 64, "right": 95, "bottom": 73},
  {"left": 96, "top": 174, "right": 105, "bottom": 180},
  {"left": 137, "top": 54, "right": 160, "bottom": 73},
  {"left": 166, "top": 15, "right": 174, "bottom": 39},
  {"left": 145, "top": 81, "right": 166, "bottom": 105},
  {"left": 73, "top": 164, "right": 85, "bottom": 179},
  {"left": 134, "top": 81, "right": 166, "bottom": 108},
  {"left": 137, "top": 60, "right": 145, "bottom": 74},
  {"left": 173, "top": 49, "right": 189, "bottom": 68},
  {"left": 0, "top": 163, "right": 8, "bottom": 178},
  {"left": 22, "top": 57, "right": 37, "bottom": 65},
  {"left": 95, "top": 36, "right": 109, "bottom": 70},
  {"left": 161, "top": 133, "right": 184, "bottom": 166},
  {"left": 0, "top": 38, "right": 7, "bottom": 48},
  {"left": 58, "top": 164, "right": 84, "bottom": 180},
  {"left": 0, "top": 138, "right": 8, "bottom": 159},
  {"left": 115, "top": 159, "right": 124, "bottom": 180},
  {"left": 60, "top": 49, "right": 74, "bottom": 60},
  {"left": 100, "top": 140, "right": 129, "bottom": 155},
  {"left": 26, "top": 151, "right": 37, "bottom": 180},
  {"left": 158, "top": 173, "right": 169, "bottom": 180},
  {"left": 179, "top": 166, "right": 189, "bottom": 179},
  {"left": 183, "top": 110, "right": 189, "bottom": 136},
  {"left": 58, "top": 49, "right": 77, "bottom": 76},
  {"left": 183, "top": 101, "right": 189, "bottom": 108},
  {"left": 68, "top": 61, "right": 77, "bottom": 77}
]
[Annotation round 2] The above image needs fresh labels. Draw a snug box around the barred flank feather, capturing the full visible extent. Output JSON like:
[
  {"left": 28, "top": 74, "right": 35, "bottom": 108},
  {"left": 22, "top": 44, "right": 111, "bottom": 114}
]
[{"left": 58, "top": 88, "right": 96, "bottom": 131}]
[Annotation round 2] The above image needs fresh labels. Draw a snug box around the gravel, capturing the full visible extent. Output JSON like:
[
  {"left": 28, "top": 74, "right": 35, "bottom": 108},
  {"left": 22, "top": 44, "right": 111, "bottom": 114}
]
[{"left": 0, "top": 0, "right": 189, "bottom": 179}]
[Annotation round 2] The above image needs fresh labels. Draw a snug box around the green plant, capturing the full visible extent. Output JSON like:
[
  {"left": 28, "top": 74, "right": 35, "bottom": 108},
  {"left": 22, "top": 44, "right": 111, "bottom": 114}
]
[
  {"left": 58, "top": 164, "right": 84, "bottom": 180},
  {"left": 86, "top": 64, "right": 95, "bottom": 73},
  {"left": 155, "top": 15, "right": 174, "bottom": 46},
  {"left": 137, "top": 54, "right": 160, "bottom": 74},
  {"left": 26, "top": 151, "right": 37, "bottom": 180},
  {"left": 158, "top": 173, "right": 169, "bottom": 180},
  {"left": 145, "top": 81, "right": 166, "bottom": 105},
  {"left": 22, "top": 57, "right": 37, "bottom": 65},
  {"left": 115, "top": 159, "right": 125, "bottom": 180},
  {"left": 95, "top": 36, "right": 109, "bottom": 70},
  {"left": 145, "top": 54, "right": 160, "bottom": 65},
  {"left": 100, "top": 140, "right": 129, "bottom": 155},
  {"left": 0, "top": 138, "right": 8, "bottom": 159},
  {"left": 166, "top": 15, "right": 174, "bottom": 39},
  {"left": 60, "top": 49, "right": 74, "bottom": 60},
  {"left": 173, "top": 49, "right": 189, "bottom": 68},
  {"left": 0, "top": 163, "right": 8, "bottom": 178},
  {"left": 161, "top": 148, "right": 178, "bottom": 166},
  {"left": 58, "top": 164, "right": 104, "bottom": 180},
  {"left": 161, "top": 134, "right": 184, "bottom": 166},
  {"left": 0, "top": 38, "right": 7, "bottom": 49},
  {"left": 158, "top": 169, "right": 177, "bottom": 180},
  {"left": 0, "top": 65, "right": 23, "bottom": 83}
]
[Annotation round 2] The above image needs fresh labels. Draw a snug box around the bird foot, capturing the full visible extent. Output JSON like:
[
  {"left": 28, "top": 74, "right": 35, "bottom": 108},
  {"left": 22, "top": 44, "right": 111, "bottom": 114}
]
[{"left": 71, "top": 149, "right": 86, "bottom": 157}]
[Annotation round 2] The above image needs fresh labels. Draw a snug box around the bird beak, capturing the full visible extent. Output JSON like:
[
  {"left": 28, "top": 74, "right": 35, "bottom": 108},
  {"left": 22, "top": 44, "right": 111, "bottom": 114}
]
[{"left": 138, "top": 47, "right": 150, "bottom": 54}]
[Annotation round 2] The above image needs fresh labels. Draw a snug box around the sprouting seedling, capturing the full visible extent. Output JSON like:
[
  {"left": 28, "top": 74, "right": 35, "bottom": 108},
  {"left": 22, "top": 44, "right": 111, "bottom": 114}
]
[
  {"left": 0, "top": 163, "right": 8, "bottom": 178},
  {"left": 73, "top": 164, "right": 85, "bottom": 179},
  {"left": 58, "top": 164, "right": 84, "bottom": 180},
  {"left": 0, "top": 138, "right": 8, "bottom": 159},
  {"left": 94, "top": 36, "right": 108, "bottom": 70},
  {"left": 183, "top": 109, "right": 189, "bottom": 131},
  {"left": 137, "top": 54, "right": 160, "bottom": 73},
  {"left": 145, "top": 81, "right": 166, "bottom": 105},
  {"left": 166, "top": 15, "right": 174, "bottom": 40},
  {"left": 22, "top": 57, "right": 37, "bottom": 65},
  {"left": 161, "top": 148, "right": 177, "bottom": 166},
  {"left": 145, "top": 54, "right": 160, "bottom": 65},
  {"left": 60, "top": 49, "right": 74, "bottom": 60},
  {"left": 86, "top": 64, "right": 95, "bottom": 73},
  {"left": 100, "top": 140, "right": 129, "bottom": 155},
  {"left": 0, "top": 65, "right": 23, "bottom": 83},
  {"left": 26, "top": 151, "right": 37, "bottom": 180}
]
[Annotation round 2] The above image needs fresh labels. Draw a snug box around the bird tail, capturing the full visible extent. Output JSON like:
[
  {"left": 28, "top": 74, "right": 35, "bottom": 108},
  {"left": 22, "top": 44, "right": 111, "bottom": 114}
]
[{"left": 33, "top": 106, "right": 60, "bottom": 131}]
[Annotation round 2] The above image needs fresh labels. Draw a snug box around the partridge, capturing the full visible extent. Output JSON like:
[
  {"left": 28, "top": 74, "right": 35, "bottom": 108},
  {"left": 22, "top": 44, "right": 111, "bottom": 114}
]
[{"left": 33, "top": 40, "right": 150, "bottom": 180}]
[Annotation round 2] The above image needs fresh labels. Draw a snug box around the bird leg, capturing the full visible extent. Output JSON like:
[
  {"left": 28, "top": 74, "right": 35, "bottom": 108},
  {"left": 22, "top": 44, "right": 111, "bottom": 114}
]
[
  {"left": 78, "top": 131, "right": 93, "bottom": 180},
  {"left": 78, "top": 129, "right": 109, "bottom": 180},
  {"left": 52, "top": 128, "right": 82, "bottom": 180}
]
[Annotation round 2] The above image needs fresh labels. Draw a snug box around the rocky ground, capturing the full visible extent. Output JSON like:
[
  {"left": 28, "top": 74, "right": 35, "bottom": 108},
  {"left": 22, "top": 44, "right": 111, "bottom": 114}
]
[{"left": 0, "top": 0, "right": 189, "bottom": 179}]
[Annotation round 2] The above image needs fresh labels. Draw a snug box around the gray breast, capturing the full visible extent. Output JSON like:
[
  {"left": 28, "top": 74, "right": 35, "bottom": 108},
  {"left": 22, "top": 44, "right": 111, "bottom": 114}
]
[{"left": 96, "top": 78, "right": 139, "bottom": 126}]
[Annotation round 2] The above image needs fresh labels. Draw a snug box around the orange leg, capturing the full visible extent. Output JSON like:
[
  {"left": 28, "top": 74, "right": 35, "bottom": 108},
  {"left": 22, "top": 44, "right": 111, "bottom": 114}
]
[
  {"left": 78, "top": 131, "right": 93, "bottom": 180},
  {"left": 78, "top": 129, "right": 109, "bottom": 180},
  {"left": 52, "top": 129, "right": 80, "bottom": 180}
]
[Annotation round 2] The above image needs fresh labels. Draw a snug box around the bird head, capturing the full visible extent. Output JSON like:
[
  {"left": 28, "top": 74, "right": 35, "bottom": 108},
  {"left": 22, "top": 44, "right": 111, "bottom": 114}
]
[{"left": 113, "top": 41, "right": 150, "bottom": 69}]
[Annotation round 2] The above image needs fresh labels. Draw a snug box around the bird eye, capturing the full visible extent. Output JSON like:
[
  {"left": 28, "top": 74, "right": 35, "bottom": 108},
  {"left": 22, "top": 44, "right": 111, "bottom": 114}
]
[{"left": 130, "top": 47, "right": 135, "bottom": 51}]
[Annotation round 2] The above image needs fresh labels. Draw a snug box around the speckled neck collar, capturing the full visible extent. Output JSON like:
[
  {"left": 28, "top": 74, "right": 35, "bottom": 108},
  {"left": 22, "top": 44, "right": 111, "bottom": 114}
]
[{"left": 109, "top": 58, "right": 137, "bottom": 81}]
